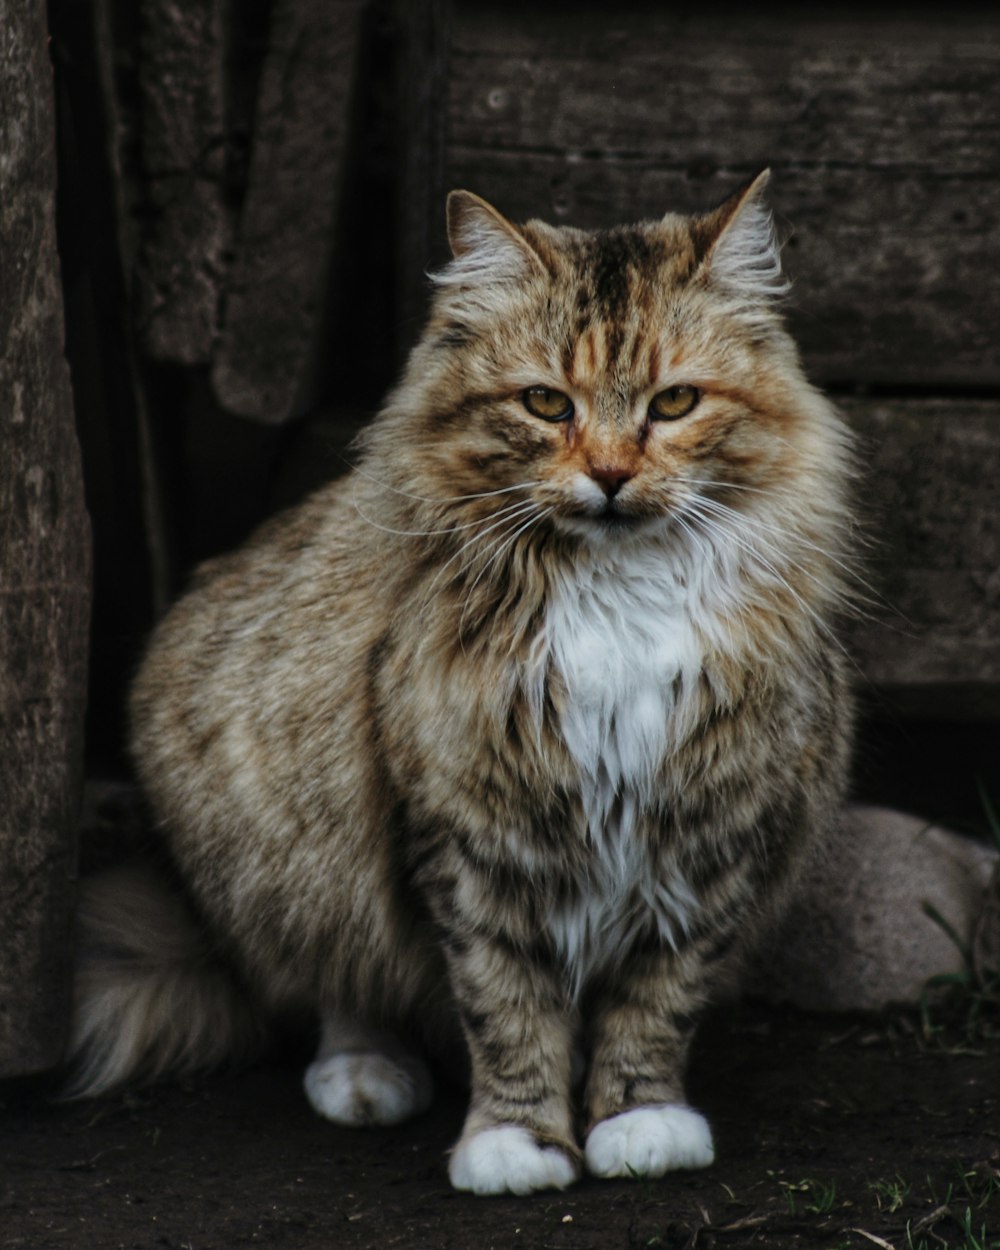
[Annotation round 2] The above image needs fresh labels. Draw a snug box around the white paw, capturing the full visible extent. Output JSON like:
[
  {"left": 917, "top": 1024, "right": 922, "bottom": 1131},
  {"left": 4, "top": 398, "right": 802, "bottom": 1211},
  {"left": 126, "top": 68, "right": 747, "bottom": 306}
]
[
  {"left": 585, "top": 1104, "right": 714, "bottom": 1178},
  {"left": 449, "top": 1125, "right": 579, "bottom": 1195},
  {"left": 303, "top": 1051, "right": 433, "bottom": 1127}
]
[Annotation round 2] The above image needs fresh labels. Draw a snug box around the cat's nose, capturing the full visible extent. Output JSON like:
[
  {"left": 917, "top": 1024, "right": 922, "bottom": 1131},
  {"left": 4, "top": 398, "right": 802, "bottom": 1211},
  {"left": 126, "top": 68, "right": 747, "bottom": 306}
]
[{"left": 589, "top": 464, "right": 635, "bottom": 498}]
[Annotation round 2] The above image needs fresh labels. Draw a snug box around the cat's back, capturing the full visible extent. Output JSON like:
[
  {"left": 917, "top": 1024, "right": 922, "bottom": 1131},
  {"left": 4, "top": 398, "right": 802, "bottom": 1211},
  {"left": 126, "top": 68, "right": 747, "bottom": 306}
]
[
  {"left": 142, "top": 470, "right": 395, "bottom": 661},
  {"left": 130, "top": 471, "right": 397, "bottom": 827}
]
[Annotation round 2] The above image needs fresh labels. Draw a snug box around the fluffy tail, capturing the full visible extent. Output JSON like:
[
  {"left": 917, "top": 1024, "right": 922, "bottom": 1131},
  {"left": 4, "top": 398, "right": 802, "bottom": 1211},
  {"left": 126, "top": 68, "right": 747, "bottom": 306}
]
[{"left": 65, "top": 863, "right": 267, "bottom": 1097}]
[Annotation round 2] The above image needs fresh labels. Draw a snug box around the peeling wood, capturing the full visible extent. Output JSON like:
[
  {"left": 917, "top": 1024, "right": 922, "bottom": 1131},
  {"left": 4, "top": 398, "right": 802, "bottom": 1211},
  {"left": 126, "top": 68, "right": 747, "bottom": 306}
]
[
  {"left": 211, "top": 0, "right": 368, "bottom": 423},
  {"left": 136, "top": 0, "right": 231, "bottom": 364},
  {"left": 0, "top": 0, "right": 91, "bottom": 1077}
]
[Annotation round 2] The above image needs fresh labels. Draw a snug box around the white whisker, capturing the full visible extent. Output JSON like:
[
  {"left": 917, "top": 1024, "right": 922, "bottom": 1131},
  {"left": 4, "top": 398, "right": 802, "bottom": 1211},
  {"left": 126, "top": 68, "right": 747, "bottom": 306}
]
[
  {"left": 683, "top": 491, "right": 888, "bottom": 619},
  {"left": 419, "top": 499, "right": 541, "bottom": 605},
  {"left": 668, "top": 474, "right": 773, "bottom": 498},
  {"left": 351, "top": 480, "right": 531, "bottom": 538},
  {"left": 669, "top": 509, "right": 746, "bottom": 657},
  {"left": 345, "top": 458, "right": 542, "bottom": 505},
  {"left": 467, "top": 506, "right": 551, "bottom": 601},
  {"left": 679, "top": 499, "right": 863, "bottom": 673},
  {"left": 458, "top": 506, "right": 552, "bottom": 645}
]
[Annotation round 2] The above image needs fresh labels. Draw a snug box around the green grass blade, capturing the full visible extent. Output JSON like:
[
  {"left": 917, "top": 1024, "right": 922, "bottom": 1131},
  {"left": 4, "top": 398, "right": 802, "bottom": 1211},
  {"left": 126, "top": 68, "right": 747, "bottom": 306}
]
[
  {"left": 922, "top": 901, "right": 974, "bottom": 965},
  {"left": 976, "top": 776, "right": 1000, "bottom": 851}
]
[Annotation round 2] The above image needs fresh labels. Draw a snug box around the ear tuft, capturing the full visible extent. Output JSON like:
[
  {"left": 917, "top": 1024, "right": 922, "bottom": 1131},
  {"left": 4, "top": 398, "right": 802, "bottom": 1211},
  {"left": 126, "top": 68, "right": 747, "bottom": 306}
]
[
  {"left": 436, "top": 191, "right": 545, "bottom": 287},
  {"left": 694, "top": 170, "right": 788, "bottom": 301}
]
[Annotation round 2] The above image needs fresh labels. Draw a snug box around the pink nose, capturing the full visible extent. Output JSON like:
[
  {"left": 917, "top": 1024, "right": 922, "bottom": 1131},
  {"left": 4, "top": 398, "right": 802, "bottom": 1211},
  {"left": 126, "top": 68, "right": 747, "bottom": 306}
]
[{"left": 589, "top": 465, "right": 635, "bottom": 498}]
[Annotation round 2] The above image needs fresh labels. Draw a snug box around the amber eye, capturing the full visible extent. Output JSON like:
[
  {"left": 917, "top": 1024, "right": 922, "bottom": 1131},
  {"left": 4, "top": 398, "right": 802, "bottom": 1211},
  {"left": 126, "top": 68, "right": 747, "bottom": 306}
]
[
  {"left": 649, "top": 385, "right": 700, "bottom": 421},
  {"left": 522, "top": 386, "right": 574, "bottom": 422}
]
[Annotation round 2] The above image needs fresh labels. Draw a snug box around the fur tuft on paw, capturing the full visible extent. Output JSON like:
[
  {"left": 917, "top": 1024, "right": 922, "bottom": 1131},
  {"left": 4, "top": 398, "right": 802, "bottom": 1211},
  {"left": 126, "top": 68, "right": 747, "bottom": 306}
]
[
  {"left": 449, "top": 1125, "right": 579, "bottom": 1195},
  {"left": 303, "top": 1051, "right": 433, "bottom": 1127},
  {"left": 585, "top": 1104, "right": 714, "bottom": 1178}
]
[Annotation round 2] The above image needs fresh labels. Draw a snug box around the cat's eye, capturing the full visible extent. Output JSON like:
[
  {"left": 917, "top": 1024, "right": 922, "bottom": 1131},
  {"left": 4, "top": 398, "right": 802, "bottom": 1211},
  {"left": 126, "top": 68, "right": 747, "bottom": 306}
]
[
  {"left": 522, "top": 386, "right": 574, "bottom": 422},
  {"left": 649, "top": 386, "right": 700, "bottom": 421}
]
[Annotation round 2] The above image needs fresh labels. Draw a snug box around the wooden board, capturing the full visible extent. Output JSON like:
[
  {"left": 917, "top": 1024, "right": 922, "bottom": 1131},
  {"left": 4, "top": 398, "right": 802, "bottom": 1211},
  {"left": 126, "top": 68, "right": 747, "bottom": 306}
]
[
  {"left": 135, "top": 0, "right": 230, "bottom": 365},
  {"left": 444, "top": 7, "right": 1000, "bottom": 388},
  {"left": 211, "top": 0, "right": 368, "bottom": 423},
  {"left": 844, "top": 399, "right": 1000, "bottom": 717},
  {"left": 0, "top": 0, "right": 91, "bottom": 1076},
  {"left": 392, "top": 0, "right": 453, "bottom": 364}
]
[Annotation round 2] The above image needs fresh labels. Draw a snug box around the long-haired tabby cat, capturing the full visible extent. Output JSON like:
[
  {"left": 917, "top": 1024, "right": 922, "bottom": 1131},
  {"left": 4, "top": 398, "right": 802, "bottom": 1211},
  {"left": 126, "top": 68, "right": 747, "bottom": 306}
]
[{"left": 70, "top": 172, "right": 854, "bottom": 1195}]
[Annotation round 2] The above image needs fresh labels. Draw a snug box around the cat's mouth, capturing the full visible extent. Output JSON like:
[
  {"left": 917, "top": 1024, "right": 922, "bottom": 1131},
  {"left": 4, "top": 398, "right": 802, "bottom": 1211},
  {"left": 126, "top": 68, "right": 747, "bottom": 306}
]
[
  {"left": 595, "top": 504, "right": 641, "bottom": 529},
  {"left": 593, "top": 493, "right": 648, "bottom": 526},
  {"left": 559, "top": 500, "right": 648, "bottom": 536}
]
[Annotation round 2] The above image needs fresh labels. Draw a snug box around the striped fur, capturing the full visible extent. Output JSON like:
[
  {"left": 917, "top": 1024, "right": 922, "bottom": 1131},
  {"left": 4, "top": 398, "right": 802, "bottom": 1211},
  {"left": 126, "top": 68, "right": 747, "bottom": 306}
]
[{"left": 69, "top": 174, "right": 855, "bottom": 1194}]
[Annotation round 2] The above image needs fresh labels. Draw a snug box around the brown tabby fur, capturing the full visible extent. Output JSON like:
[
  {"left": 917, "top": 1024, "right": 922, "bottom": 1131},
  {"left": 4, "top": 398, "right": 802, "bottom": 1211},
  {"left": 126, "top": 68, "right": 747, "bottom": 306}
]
[{"left": 70, "top": 174, "right": 855, "bottom": 1193}]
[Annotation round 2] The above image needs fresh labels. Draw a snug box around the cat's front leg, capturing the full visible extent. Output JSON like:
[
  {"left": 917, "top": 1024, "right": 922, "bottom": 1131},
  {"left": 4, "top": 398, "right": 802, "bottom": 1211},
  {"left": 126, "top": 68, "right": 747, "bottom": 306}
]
[
  {"left": 444, "top": 935, "right": 581, "bottom": 1195},
  {"left": 583, "top": 948, "right": 715, "bottom": 1179}
]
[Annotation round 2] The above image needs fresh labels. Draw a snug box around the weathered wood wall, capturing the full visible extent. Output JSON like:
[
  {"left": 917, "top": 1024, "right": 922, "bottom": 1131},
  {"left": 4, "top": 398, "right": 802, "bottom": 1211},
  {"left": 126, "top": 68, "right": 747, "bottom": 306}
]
[
  {"left": 444, "top": 9, "right": 1000, "bottom": 389},
  {"left": 0, "top": 0, "right": 91, "bottom": 1076},
  {"left": 843, "top": 401, "right": 1000, "bottom": 717}
]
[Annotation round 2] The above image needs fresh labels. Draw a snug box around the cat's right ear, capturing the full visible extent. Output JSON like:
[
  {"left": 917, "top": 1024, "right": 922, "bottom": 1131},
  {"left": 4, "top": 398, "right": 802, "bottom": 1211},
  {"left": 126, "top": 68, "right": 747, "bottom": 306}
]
[
  {"left": 441, "top": 191, "right": 546, "bottom": 285},
  {"left": 689, "top": 170, "right": 789, "bottom": 303}
]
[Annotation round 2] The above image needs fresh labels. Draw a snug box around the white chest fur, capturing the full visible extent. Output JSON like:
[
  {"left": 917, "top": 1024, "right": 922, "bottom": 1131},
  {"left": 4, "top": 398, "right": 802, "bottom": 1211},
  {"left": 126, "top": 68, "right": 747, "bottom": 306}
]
[{"left": 529, "top": 542, "right": 710, "bottom": 993}]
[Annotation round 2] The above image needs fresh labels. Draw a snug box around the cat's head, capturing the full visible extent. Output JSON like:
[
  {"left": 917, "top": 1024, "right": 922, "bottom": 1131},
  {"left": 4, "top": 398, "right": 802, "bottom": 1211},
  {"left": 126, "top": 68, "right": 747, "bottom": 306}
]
[{"left": 377, "top": 174, "right": 848, "bottom": 553}]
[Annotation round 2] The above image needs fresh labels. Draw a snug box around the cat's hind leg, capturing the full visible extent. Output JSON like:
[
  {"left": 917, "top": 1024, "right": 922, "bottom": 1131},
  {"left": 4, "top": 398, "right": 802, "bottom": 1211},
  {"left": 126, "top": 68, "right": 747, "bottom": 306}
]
[{"left": 303, "top": 1012, "right": 433, "bottom": 1127}]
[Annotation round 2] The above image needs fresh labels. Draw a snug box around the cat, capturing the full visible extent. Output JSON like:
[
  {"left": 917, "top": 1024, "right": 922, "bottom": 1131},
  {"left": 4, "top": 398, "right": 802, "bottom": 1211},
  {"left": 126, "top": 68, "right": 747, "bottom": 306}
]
[{"left": 69, "top": 171, "right": 855, "bottom": 1195}]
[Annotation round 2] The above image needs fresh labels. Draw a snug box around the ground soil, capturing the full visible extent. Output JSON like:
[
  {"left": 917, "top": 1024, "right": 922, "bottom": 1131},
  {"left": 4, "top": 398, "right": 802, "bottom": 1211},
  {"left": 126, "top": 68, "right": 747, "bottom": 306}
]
[{"left": 2, "top": 1001, "right": 997, "bottom": 1250}]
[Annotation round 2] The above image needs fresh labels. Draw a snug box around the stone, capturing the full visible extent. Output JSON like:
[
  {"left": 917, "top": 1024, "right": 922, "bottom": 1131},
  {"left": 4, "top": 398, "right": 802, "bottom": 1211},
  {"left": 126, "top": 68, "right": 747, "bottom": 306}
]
[{"left": 748, "top": 805, "right": 999, "bottom": 1012}]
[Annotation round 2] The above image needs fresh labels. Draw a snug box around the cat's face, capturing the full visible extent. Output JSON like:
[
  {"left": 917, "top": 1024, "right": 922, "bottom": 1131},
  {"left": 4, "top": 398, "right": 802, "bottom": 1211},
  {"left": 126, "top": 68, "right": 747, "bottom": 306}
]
[{"left": 387, "top": 176, "right": 842, "bottom": 552}]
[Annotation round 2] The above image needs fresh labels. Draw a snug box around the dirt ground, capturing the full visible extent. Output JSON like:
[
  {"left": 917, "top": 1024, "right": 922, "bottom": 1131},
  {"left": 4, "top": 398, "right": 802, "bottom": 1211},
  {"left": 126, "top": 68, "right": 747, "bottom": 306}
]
[{"left": 3, "top": 999, "right": 998, "bottom": 1250}]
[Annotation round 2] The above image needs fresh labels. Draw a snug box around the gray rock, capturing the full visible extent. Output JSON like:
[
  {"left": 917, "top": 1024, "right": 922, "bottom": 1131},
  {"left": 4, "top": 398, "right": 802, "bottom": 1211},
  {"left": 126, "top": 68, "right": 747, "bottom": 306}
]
[{"left": 748, "top": 805, "right": 999, "bottom": 1011}]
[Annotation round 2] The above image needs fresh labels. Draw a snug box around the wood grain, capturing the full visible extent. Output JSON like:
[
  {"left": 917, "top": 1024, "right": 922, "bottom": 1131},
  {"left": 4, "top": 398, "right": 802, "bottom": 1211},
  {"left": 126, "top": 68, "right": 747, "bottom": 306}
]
[
  {"left": 844, "top": 398, "right": 1000, "bottom": 716},
  {"left": 211, "top": 0, "right": 367, "bottom": 423},
  {"left": 135, "top": 0, "right": 230, "bottom": 365},
  {"left": 0, "top": 0, "right": 91, "bottom": 1076},
  {"left": 444, "top": 8, "right": 1000, "bottom": 388}
]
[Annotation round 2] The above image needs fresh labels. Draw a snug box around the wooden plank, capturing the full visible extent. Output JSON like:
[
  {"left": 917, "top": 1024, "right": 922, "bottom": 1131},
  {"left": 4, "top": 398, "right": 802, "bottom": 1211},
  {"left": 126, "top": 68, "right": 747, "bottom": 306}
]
[
  {"left": 392, "top": 0, "right": 452, "bottom": 365},
  {"left": 0, "top": 0, "right": 91, "bottom": 1077},
  {"left": 211, "top": 0, "right": 367, "bottom": 423},
  {"left": 135, "top": 0, "right": 230, "bottom": 365},
  {"left": 843, "top": 399, "right": 1000, "bottom": 717},
  {"left": 444, "top": 7, "right": 1000, "bottom": 388}
]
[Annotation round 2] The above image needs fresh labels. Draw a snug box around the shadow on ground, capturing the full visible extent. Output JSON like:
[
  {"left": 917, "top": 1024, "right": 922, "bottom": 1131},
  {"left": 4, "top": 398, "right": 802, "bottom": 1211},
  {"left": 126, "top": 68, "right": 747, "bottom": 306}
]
[{"left": 2, "top": 1002, "right": 998, "bottom": 1249}]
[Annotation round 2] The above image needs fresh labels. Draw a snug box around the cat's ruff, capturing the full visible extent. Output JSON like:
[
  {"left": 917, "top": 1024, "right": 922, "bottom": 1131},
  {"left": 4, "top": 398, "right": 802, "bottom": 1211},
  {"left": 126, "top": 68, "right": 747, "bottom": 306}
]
[{"left": 534, "top": 538, "right": 708, "bottom": 994}]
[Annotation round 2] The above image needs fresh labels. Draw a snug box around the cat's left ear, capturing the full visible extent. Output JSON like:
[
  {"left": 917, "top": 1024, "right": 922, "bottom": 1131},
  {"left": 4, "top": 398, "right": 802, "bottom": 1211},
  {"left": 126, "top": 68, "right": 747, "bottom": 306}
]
[
  {"left": 690, "top": 170, "right": 788, "bottom": 301},
  {"left": 442, "top": 191, "right": 547, "bottom": 285}
]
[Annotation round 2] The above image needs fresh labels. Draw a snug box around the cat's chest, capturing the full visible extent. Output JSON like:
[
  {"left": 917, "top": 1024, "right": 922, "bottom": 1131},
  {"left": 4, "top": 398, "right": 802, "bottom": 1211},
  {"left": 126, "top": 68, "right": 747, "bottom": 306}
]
[
  {"left": 538, "top": 549, "right": 705, "bottom": 811},
  {"left": 529, "top": 549, "right": 707, "bottom": 993}
]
